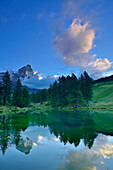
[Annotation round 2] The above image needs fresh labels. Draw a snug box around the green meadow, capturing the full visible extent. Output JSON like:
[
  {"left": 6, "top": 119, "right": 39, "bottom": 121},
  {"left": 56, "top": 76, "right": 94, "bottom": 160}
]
[{"left": 92, "top": 81, "right": 113, "bottom": 109}]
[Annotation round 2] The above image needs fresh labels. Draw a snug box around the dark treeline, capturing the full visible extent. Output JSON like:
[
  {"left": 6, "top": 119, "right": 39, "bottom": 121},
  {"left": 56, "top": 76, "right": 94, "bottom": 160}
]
[
  {"left": 0, "top": 70, "right": 93, "bottom": 108},
  {"left": 94, "top": 74, "right": 113, "bottom": 84},
  {"left": 0, "top": 71, "right": 30, "bottom": 107},
  {"left": 30, "top": 89, "right": 47, "bottom": 104},
  {"left": 31, "top": 71, "right": 93, "bottom": 108}
]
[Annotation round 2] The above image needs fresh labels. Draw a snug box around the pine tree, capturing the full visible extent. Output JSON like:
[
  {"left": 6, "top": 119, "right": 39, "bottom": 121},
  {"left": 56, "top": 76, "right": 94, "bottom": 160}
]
[
  {"left": 12, "top": 78, "right": 22, "bottom": 107},
  {"left": 66, "top": 74, "right": 85, "bottom": 107},
  {"left": 58, "top": 75, "right": 67, "bottom": 106},
  {"left": 21, "top": 88, "right": 30, "bottom": 107},
  {"left": 80, "top": 71, "right": 93, "bottom": 103},
  {"left": 2, "top": 71, "right": 12, "bottom": 106},
  {"left": 39, "top": 90, "right": 43, "bottom": 103},
  {"left": 49, "top": 81, "right": 60, "bottom": 106},
  {"left": 30, "top": 92, "right": 36, "bottom": 103},
  {"left": 42, "top": 89, "right": 47, "bottom": 102},
  {"left": 0, "top": 82, "right": 3, "bottom": 105},
  {"left": 36, "top": 91, "right": 41, "bottom": 103},
  {"left": 65, "top": 75, "right": 72, "bottom": 98},
  {"left": 47, "top": 84, "right": 52, "bottom": 102}
]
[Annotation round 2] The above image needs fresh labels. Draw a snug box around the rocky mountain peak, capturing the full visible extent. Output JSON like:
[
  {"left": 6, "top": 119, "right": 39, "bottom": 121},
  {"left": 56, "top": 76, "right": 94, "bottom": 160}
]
[
  {"left": 18, "top": 64, "right": 34, "bottom": 80},
  {"left": 0, "top": 64, "right": 34, "bottom": 83},
  {"left": 6, "top": 64, "right": 34, "bottom": 83}
]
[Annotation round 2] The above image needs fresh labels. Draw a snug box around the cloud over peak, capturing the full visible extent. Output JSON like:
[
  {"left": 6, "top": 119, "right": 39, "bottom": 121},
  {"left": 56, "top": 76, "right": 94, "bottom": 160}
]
[{"left": 22, "top": 73, "right": 59, "bottom": 89}]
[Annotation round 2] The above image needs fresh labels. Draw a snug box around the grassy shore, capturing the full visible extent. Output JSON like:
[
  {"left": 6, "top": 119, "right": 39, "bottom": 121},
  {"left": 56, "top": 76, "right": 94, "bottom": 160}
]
[{"left": 0, "top": 103, "right": 47, "bottom": 115}]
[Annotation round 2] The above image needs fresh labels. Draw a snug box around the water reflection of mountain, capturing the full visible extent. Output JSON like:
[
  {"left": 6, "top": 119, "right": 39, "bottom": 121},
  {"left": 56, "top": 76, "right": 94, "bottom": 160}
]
[
  {"left": 0, "top": 114, "right": 30, "bottom": 155},
  {"left": 0, "top": 111, "right": 110, "bottom": 155},
  {"left": 16, "top": 137, "right": 33, "bottom": 154}
]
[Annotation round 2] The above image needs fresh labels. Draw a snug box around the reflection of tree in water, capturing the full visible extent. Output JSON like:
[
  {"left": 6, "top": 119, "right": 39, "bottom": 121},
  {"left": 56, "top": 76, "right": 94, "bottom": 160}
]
[
  {"left": 0, "top": 111, "right": 97, "bottom": 155},
  {"left": 0, "top": 114, "right": 30, "bottom": 155},
  {"left": 47, "top": 111, "right": 97, "bottom": 148},
  {"left": 0, "top": 116, "right": 10, "bottom": 155},
  {"left": 30, "top": 111, "right": 97, "bottom": 148}
]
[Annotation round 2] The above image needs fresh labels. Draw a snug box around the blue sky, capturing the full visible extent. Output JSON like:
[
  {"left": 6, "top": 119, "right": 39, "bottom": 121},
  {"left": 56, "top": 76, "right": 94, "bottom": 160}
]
[{"left": 0, "top": 0, "right": 113, "bottom": 88}]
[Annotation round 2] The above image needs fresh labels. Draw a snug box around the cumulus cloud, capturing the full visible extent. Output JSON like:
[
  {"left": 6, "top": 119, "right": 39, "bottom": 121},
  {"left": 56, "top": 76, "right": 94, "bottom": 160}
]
[
  {"left": 93, "top": 58, "right": 112, "bottom": 71},
  {"left": 88, "top": 58, "right": 113, "bottom": 78},
  {"left": 53, "top": 19, "right": 95, "bottom": 67},
  {"left": 53, "top": 18, "right": 113, "bottom": 78},
  {"left": 51, "top": 0, "right": 113, "bottom": 78},
  {"left": 54, "top": 0, "right": 102, "bottom": 35}
]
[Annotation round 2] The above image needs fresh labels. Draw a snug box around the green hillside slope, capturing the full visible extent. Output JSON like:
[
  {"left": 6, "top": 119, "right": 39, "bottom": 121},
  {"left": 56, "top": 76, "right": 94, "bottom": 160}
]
[{"left": 92, "top": 81, "right": 113, "bottom": 109}]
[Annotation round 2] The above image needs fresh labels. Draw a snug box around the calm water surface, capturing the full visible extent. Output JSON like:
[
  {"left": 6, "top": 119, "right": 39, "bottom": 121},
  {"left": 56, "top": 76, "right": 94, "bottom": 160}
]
[{"left": 0, "top": 111, "right": 113, "bottom": 170}]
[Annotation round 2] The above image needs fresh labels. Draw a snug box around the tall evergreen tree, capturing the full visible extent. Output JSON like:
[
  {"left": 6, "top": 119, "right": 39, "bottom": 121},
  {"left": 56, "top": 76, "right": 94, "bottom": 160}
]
[
  {"left": 58, "top": 75, "right": 67, "bottom": 106},
  {"left": 49, "top": 81, "right": 60, "bottom": 106},
  {"left": 21, "top": 88, "right": 30, "bottom": 107},
  {"left": 42, "top": 89, "right": 47, "bottom": 102},
  {"left": 0, "top": 82, "right": 3, "bottom": 105},
  {"left": 66, "top": 74, "right": 85, "bottom": 107},
  {"left": 30, "top": 89, "right": 47, "bottom": 104},
  {"left": 65, "top": 75, "right": 72, "bottom": 98},
  {"left": 12, "top": 79, "right": 22, "bottom": 107},
  {"left": 80, "top": 71, "right": 93, "bottom": 103},
  {"left": 47, "top": 84, "right": 52, "bottom": 102},
  {"left": 2, "top": 71, "right": 12, "bottom": 106},
  {"left": 30, "top": 92, "right": 35, "bottom": 103},
  {"left": 35, "top": 91, "right": 41, "bottom": 103}
]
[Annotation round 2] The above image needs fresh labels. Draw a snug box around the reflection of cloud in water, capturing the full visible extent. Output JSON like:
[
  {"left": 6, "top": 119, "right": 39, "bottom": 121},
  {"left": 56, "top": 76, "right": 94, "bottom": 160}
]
[
  {"left": 58, "top": 134, "right": 113, "bottom": 170},
  {"left": 37, "top": 135, "right": 45, "bottom": 145},
  {"left": 37, "top": 135, "right": 60, "bottom": 145},
  {"left": 23, "top": 127, "right": 60, "bottom": 147},
  {"left": 100, "top": 145, "right": 113, "bottom": 159},
  {"left": 58, "top": 149, "right": 99, "bottom": 170},
  {"left": 51, "top": 137, "right": 59, "bottom": 142},
  {"left": 93, "top": 134, "right": 113, "bottom": 159}
]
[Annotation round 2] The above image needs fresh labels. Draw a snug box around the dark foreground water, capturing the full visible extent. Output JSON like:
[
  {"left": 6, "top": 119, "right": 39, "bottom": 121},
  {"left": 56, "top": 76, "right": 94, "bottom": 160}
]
[{"left": 0, "top": 111, "right": 113, "bottom": 170}]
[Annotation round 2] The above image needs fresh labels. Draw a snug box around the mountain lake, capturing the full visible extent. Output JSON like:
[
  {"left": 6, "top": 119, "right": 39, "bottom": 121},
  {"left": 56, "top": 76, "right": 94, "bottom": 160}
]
[{"left": 0, "top": 110, "right": 113, "bottom": 170}]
